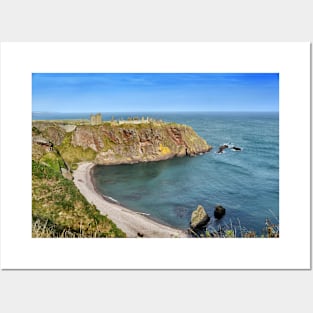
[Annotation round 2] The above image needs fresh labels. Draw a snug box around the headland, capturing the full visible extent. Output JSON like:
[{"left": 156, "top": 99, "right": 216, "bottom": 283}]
[{"left": 32, "top": 114, "right": 212, "bottom": 237}]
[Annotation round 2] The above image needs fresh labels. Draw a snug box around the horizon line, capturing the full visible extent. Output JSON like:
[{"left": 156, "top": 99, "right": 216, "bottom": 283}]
[{"left": 33, "top": 110, "right": 279, "bottom": 114}]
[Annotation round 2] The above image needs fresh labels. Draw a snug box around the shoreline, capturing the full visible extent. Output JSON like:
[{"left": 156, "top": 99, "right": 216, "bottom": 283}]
[{"left": 72, "top": 162, "right": 188, "bottom": 238}]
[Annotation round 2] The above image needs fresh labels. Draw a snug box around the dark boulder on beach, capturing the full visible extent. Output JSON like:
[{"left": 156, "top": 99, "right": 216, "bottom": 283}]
[
  {"left": 190, "top": 205, "right": 210, "bottom": 230},
  {"left": 214, "top": 205, "right": 226, "bottom": 219}
]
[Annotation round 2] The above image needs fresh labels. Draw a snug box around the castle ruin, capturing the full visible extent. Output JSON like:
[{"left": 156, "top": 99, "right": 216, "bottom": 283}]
[{"left": 90, "top": 113, "right": 102, "bottom": 125}]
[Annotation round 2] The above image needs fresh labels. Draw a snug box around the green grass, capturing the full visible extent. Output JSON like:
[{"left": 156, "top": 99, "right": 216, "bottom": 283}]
[
  {"left": 32, "top": 126, "right": 41, "bottom": 135},
  {"left": 101, "top": 135, "right": 117, "bottom": 152},
  {"left": 32, "top": 160, "right": 126, "bottom": 238},
  {"left": 189, "top": 216, "right": 279, "bottom": 238},
  {"left": 39, "top": 151, "right": 66, "bottom": 172},
  {"left": 56, "top": 132, "right": 97, "bottom": 170}
]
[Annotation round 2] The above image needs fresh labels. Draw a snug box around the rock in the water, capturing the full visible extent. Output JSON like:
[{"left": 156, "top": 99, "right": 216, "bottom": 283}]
[
  {"left": 214, "top": 205, "right": 226, "bottom": 219},
  {"left": 217, "top": 144, "right": 228, "bottom": 154},
  {"left": 190, "top": 205, "right": 210, "bottom": 229},
  {"left": 232, "top": 146, "right": 241, "bottom": 151}
]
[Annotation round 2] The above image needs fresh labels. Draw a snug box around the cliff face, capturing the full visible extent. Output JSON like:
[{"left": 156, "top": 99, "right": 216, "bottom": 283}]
[
  {"left": 32, "top": 121, "right": 212, "bottom": 168},
  {"left": 70, "top": 122, "right": 211, "bottom": 165}
]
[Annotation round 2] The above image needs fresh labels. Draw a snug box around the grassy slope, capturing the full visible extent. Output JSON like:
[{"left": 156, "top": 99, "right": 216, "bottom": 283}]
[
  {"left": 56, "top": 132, "right": 97, "bottom": 170},
  {"left": 32, "top": 120, "right": 208, "bottom": 238},
  {"left": 32, "top": 160, "right": 126, "bottom": 238}
]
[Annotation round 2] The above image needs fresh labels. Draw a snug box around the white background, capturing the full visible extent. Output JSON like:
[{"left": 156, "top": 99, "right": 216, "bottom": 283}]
[
  {"left": 0, "top": 42, "right": 311, "bottom": 270},
  {"left": 0, "top": 1, "right": 312, "bottom": 313}
]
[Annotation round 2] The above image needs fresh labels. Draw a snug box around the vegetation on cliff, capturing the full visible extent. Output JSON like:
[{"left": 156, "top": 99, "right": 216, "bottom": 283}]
[
  {"left": 32, "top": 160, "right": 126, "bottom": 238},
  {"left": 32, "top": 118, "right": 212, "bottom": 238},
  {"left": 33, "top": 119, "right": 212, "bottom": 170}
]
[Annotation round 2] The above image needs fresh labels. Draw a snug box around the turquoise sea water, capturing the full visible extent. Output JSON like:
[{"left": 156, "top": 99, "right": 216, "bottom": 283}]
[{"left": 33, "top": 112, "right": 279, "bottom": 235}]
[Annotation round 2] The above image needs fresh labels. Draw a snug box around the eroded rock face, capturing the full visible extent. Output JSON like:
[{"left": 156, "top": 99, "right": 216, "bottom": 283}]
[
  {"left": 72, "top": 126, "right": 104, "bottom": 152},
  {"left": 32, "top": 122, "right": 66, "bottom": 146},
  {"left": 190, "top": 205, "right": 210, "bottom": 230},
  {"left": 71, "top": 122, "right": 212, "bottom": 165},
  {"left": 59, "top": 124, "right": 77, "bottom": 133},
  {"left": 32, "top": 120, "right": 212, "bottom": 166}
]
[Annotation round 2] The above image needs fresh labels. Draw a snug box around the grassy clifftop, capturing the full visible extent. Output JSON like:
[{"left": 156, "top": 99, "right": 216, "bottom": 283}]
[
  {"left": 56, "top": 120, "right": 212, "bottom": 167},
  {"left": 33, "top": 119, "right": 212, "bottom": 169},
  {"left": 32, "top": 160, "right": 126, "bottom": 238}
]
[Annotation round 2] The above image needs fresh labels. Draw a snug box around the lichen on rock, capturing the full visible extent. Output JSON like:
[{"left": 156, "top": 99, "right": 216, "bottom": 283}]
[
  {"left": 69, "top": 121, "right": 211, "bottom": 165},
  {"left": 190, "top": 205, "right": 210, "bottom": 230},
  {"left": 33, "top": 119, "right": 212, "bottom": 168}
]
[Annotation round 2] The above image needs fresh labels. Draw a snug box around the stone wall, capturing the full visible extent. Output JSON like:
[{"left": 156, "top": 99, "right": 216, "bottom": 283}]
[{"left": 90, "top": 113, "right": 102, "bottom": 125}]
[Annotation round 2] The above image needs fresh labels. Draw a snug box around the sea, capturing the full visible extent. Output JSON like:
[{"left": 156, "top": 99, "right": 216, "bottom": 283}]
[{"left": 33, "top": 111, "right": 279, "bottom": 235}]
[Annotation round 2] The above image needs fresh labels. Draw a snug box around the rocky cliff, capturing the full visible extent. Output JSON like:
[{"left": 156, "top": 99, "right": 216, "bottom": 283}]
[{"left": 32, "top": 120, "right": 212, "bottom": 169}]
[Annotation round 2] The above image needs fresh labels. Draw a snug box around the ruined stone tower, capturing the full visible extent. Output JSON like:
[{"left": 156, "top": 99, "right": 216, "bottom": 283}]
[{"left": 90, "top": 113, "right": 102, "bottom": 125}]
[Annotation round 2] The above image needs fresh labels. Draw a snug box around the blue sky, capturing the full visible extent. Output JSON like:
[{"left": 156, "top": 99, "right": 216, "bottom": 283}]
[{"left": 32, "top": 73, "right": 279, "bottom": 112}]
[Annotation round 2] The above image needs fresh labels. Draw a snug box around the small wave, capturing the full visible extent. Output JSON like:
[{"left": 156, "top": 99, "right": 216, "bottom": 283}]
[
  {"left": 102, "top": 195, "right": 120, "bottom": 204},
  {"left": 135, "top": 211, "right": 150, "bottom": 216},
  {"left": 212, "top": 157, "right": 251, "bottom": 176}
]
